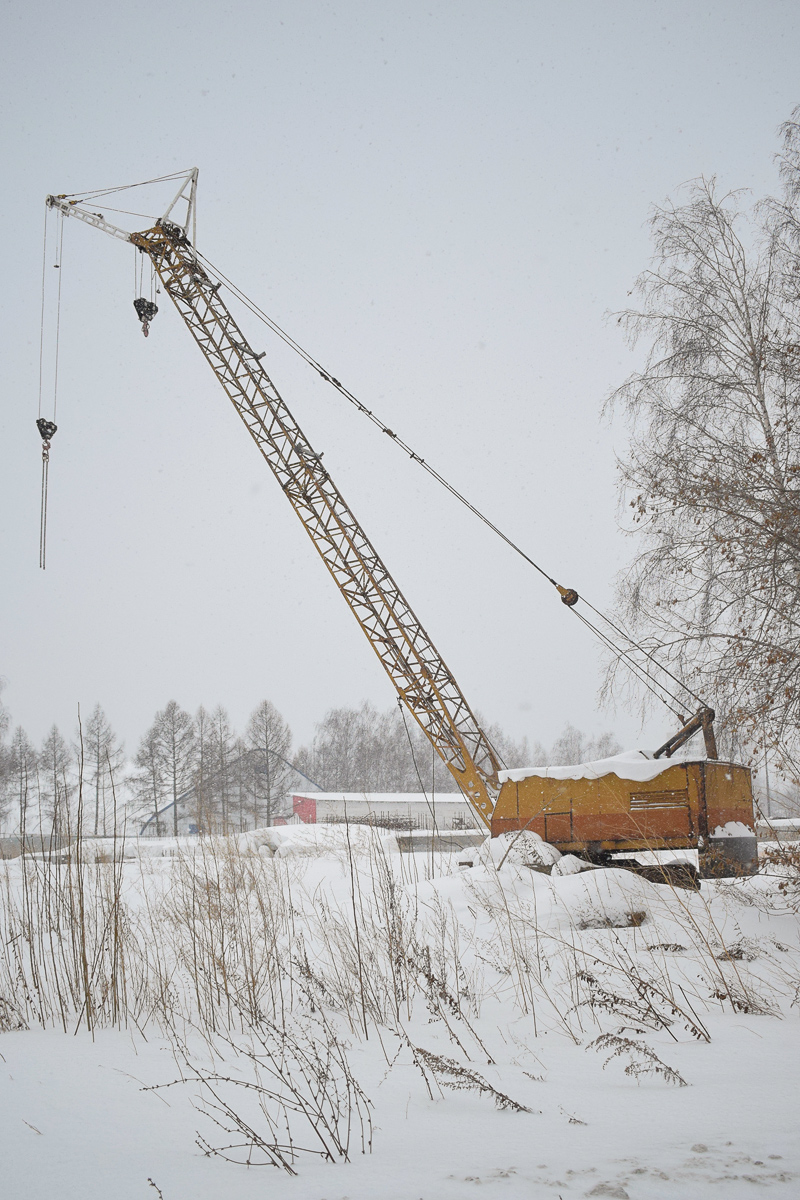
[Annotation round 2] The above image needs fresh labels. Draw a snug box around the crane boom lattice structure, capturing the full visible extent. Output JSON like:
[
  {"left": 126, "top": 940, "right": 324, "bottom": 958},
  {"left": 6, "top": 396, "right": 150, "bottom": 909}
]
[{"left": 131, "top": 219, "right": 499, "bottom": 822}]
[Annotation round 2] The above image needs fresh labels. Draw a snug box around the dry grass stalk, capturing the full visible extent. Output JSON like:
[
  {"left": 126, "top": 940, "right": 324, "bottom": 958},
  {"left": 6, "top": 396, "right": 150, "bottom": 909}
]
[
  {"left": 589, "top": 1032, "right": 688, "bottom": 1086},
  {"left": 412, "top": 1047, "right": 531, "bottom": 1112},
  {"left": 155, "top": 1008, "right": 372, "bottom": 1174}
]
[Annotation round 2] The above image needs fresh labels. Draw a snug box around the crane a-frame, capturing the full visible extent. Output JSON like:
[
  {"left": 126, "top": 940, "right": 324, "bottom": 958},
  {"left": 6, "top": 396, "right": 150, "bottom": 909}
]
[{"left": 44, "top": 172, "right": 757, "bottom": 871}]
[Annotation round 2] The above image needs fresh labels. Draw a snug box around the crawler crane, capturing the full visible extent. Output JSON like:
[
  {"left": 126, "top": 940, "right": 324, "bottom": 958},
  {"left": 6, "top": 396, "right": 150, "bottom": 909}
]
[{"left": 44, "top": 171, "right": 757, "bottom": 876}]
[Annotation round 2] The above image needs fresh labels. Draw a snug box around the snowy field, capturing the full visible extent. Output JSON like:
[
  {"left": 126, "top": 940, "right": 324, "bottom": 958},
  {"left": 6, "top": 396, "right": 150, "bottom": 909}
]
[{"left": 0, "top": 826, "right": 798, "bottom": 1200}]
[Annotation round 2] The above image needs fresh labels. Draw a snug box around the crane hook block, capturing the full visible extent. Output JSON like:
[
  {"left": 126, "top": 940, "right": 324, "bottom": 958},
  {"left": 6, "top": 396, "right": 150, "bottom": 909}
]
[
  {"left": 558, "top": 585, "right": 579, "bottom": 607},
  {"left": 36, "top": 417, "right": 57, "bottom": 467},
  {"left": 133, "top": 297, "right": 158, "bottom": 338},
  {"left": 36, "top": 418, "right": 58, "bottom": 444}
]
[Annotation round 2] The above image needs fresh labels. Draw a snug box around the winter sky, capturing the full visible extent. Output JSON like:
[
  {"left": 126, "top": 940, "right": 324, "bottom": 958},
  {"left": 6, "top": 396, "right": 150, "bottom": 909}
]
[{"left": 2, "top": 0, "right": 799, "bottom": 759}]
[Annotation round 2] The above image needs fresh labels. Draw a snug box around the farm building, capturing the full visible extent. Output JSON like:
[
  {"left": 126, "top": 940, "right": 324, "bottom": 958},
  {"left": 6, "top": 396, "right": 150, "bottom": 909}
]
[{"left": 288, "top": 792, "right": 480, "bottom": 830}]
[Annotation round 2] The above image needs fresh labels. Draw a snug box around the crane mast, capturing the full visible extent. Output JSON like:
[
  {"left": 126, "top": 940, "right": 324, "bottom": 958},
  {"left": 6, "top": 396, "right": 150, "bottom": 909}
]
[{"left": 47, "top": 196, "right": 500, "bottom": 825}]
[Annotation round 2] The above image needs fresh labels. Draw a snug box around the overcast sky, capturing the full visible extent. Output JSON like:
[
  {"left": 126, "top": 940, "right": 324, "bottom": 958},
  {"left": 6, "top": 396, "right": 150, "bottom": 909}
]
[{"left": 2, "top": 0, "right": 799, "bottom": 763}]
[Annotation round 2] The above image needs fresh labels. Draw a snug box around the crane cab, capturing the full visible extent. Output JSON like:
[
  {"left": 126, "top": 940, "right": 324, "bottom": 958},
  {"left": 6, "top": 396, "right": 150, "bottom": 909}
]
[{"left": 491, "top": 755, "right": 757, "bottom": 876}]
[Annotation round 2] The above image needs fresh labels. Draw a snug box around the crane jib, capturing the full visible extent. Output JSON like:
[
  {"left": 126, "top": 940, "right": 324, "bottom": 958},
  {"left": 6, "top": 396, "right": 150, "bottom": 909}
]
[
  {"left": 127, "top": 220, "right": 500, "bottom": 825},
  {"left": 45, "top": 193, "right": 499, "bottom": 823}
]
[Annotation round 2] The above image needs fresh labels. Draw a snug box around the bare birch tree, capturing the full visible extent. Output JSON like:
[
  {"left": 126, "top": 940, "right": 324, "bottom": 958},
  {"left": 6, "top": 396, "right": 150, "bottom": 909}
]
[
  {"left": 133, "top": 723, "right": 167, "bottom": 834},
  {"left": 231, "top": 735, "right": 251, "bottom": 831},
  {"left": 245, "top": 700, "right": 293, "bottom": 827},
  {"left": 80, "top": 704, "right": 124, "bottom": 836},
  {"left": 157, "top": 701, "right": 196, "bottom": 836},
  {"left": 39, "top": 725, "right": 73, "bottom": 839},
  {"left": 209, "top": 705, "right": 236, "bottom": 832},
  {"left": 608, "top": 169, "right": 800, "bottom": 769},
  {"left": 549, "top": 724, "right": 621, "bottom": 766},
  {"left": 5, "top": 727, "right": 37, "bottom": 834},
  {"left": 295, "top": 701, "right": 462, "bottom": 793},
  {"left": 192, "top": 705, "right": 215, "bottom": 833},
  {"left": 0, "top": 684, "right": 10, "bottom": 818}
]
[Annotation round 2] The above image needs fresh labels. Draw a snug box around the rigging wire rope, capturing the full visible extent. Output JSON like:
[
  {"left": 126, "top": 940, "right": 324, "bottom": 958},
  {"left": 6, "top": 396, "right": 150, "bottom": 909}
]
[
  {"left": 40, "top": 177, "right": 706, "bottom": 717},
  {"left": 37, "top": 207, "right": 48, "bottom": 420},
  {"left": 193, "top": 246, "right": 705, "bottom": 717},
  {"left": 36, "top": 207, "right": 65, "bottom": 569},
  {"left": 36, "top": 204, "right": 66, "bottom": 422},
  {"left": 39, "top": 448, "right": 50, "bottom": 570},
  {"left": 56, "top": 170, "right": 194, "bottom": 203},
  {"left": 398, "top": 698, "right": 441, "bottom": 831},
  {"left": 52, "top": 211, "right": 64, "bottom": 421}
]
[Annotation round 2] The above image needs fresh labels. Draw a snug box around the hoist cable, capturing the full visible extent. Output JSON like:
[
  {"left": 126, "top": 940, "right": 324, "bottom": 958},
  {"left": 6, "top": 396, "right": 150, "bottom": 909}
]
[
  {"left": 398, "top": 699, "right": 439, "bottom": 830},
  {"left": 397, "top": 699, "right": 487, "bottom": 832},
  {"left": 194, "top": 255, "right": 564, "bottom": 578},
  {"left": 194, "top": 248, "right": 706, "bottom": 716},
  {"left": 572, "top": 609, "right": 684, "bottom": 713},
  {"left": 58, "top": 170, "right": 193, "bottom": 203},
  {"left": 39, "top": 454, "right": 49, "bottom": 571},
  {"left": 569, "top": 608, "right": 687, "bottom": 718},
  {"left": 37, "top": 208, "right": 48, "bottom": 420},
  {"left": 36, "top": 210, "right": 65, "bottom": 571},
  {"left": 574, "top": 597, "right": 704, "bottom": 708},
  {"left": 52, "top": 214, "right": 64, "bottom": 421},
  {"left": 85, "top": 205, "right": 160, "bottom": 219}
]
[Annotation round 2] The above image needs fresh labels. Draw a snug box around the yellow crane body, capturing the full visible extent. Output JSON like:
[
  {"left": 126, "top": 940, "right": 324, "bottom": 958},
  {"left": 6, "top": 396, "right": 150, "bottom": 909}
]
[{"left": 492, "top": 759, "right": 755, "bottom": 864}]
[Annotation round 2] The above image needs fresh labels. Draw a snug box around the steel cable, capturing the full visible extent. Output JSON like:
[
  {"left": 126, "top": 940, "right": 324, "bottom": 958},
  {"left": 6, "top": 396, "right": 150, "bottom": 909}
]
[
  {"left": 58, "top": 170, "right": 192, "bottom": 202},
  {"left": 39, "top": 454, "right": 49, "bottom": 570},
  {"left": 52, "top": 214, "right": 64, "bottom": 420},
  {"left": 40, "top": 175, "right": 705, "bottom": 718},
  {"left": 37, "top": 208, "right": 48, "bottom": 420},
  {"left": 194, "top": 248, "right": 706, "bottom": 716}
]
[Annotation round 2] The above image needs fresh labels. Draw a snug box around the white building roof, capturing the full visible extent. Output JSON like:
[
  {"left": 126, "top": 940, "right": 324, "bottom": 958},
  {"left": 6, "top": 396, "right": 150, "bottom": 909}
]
[{"left": 293, "top": 792, "right": 467, "bottom": 805}]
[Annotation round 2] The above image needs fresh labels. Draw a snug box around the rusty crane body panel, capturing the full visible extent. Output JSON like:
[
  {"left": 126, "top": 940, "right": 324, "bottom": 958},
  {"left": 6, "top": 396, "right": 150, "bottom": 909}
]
[{"left": 492, "top": 759, "right": 755, "bottom": 867}]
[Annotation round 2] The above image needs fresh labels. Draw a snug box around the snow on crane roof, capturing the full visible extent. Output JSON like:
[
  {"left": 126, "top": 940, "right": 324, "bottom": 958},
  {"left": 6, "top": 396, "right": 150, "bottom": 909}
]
[{"left": 498, "top": 750, "right": 706, "bottom": 785}]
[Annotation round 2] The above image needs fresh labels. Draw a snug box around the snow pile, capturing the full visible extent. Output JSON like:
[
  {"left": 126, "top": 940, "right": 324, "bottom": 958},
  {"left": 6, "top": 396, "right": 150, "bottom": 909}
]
[
  {"left": 67, "top": 827, "right": 404, "bottom": 862},
  {"left": 32, "top": 836, "right": 206, "bottom": 862},
  {"left": 550, "top": 867, "right": 656, "bottom": 928},
  {"left": 482, "top": 829, "right": 561, "bottom": 870},
  {"left": 73, "top": 838, "right": 135, "bottom": 862},
  {"left": 234, "top": 828, "right": 280, "bottom": 855},
  {"left": 551, "top": 853, "right": 596, "bottom": 875},
  {"left": 238, "top": 822, "right": 399, "bottom": 858},
  {"left": 710, "top": 821, "right": 755, "bottom": 839}
]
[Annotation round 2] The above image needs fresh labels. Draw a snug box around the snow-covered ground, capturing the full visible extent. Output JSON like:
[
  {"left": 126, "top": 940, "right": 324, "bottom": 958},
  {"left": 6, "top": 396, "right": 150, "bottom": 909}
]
[{"left": 1, "top": 829, "right": 798, "bottom": 1199}]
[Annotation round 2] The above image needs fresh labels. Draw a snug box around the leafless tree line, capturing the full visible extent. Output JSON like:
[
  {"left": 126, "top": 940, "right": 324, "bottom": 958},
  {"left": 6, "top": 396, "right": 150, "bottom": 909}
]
[
  {"left": 134, "top": 699, "right": 295, "bottom": 836},
  {"left": 0, "top": 684, "right": 621, "bottom": 836},
  {"left": 294, "top": 705, "right": 620, "bottom": 798},
  {"left": 0, "top": 691, "right": 123, "bottom": 841}
]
